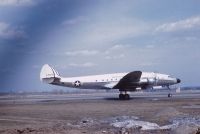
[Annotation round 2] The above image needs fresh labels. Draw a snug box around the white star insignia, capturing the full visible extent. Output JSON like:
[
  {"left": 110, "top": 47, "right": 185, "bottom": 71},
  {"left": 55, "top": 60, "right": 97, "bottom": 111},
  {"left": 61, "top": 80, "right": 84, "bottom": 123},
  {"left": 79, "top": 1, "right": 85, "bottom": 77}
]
[{"left": 74, "top": 80, "right": 81, "bottom": 87}]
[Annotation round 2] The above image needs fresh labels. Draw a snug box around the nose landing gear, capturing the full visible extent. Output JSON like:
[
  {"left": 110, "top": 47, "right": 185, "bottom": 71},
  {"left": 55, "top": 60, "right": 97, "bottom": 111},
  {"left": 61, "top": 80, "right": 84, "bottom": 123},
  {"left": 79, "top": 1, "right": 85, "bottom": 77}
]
[
  {"left": 167, "top": 86, "right": 173, "bottom": 98},
  {"left": 168, "top": 93, "right": 172, "bottom": 98}
]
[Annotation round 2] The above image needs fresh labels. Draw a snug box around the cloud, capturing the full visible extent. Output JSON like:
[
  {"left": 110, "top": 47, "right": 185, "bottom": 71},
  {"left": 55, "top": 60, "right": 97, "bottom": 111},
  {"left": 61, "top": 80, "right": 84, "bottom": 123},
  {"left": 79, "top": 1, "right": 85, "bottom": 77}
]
[
  {"left": 65, "top": 50, "right": 99, "bottom": 56},
  {"left": 85, "top": 20, "right": 149, "bottom": 44},
  {"left": 0, "top": 0, "right": 35, "bottom": 6},
  {"left": 61, "top": 17, "right": 151, "bottom": 45},
  {"left": 69, "top": 62, "right": 96, "bottom": 68},
  {"left": 138, "top": 62, "right": 158, "bottom": 67},
  {"left": 155, "top": 16, "right": 200, "bottom": 32},
  {"left": 109, "top": 44, "right": 128, "bottom": 50},
  {"left": 62, "top": 16, "right": 88, "bottom": 26},
  {"left": 105, "top": 54, "right": 125, "bottom": 60},
  {"left": 0, "top": 22, "right": 26, "bottom": 39},
  {"left": 105, "top": 44, "right": 130, "bottom": 54},
  {"left": 145, "top": 45, "right": 155, "bottom": 49}
]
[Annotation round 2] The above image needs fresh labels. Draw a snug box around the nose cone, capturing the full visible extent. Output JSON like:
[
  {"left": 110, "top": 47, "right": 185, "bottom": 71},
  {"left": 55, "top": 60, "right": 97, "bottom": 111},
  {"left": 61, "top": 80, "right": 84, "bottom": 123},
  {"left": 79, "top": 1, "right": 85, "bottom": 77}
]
[{"left": 177, "top": 78, "right": 181, "bottom": 83}]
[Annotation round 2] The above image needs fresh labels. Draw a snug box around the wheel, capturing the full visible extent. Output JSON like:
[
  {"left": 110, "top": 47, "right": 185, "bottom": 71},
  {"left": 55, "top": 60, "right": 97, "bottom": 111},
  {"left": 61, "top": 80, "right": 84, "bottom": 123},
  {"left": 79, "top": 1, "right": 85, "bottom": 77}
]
[
  {"left": 124, "top": 94, "right": 130, "bottom": 100},
  {"left": 119, "top": 93, "right": 130, "bottom": 100},
  {"left": 119, "top": 94, "right": 124, "bottom": 100},
  {"left": 168, "top": 93, "right": 172, "bottom": 97}
]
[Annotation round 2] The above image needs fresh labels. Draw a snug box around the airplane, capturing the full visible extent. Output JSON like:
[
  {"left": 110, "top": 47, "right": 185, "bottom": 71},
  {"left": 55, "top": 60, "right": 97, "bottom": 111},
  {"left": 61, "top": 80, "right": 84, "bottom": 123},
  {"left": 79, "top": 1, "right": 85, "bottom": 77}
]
[{"left": 40, "top": 64, "right": 181, "bottom": 100}]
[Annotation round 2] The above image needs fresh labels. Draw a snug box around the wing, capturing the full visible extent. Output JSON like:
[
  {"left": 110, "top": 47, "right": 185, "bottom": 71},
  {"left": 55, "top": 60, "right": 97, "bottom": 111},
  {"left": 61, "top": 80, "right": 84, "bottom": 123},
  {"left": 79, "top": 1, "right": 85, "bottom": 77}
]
[{"left": 113, "top": 71, "right": 142, "bottom": 91}]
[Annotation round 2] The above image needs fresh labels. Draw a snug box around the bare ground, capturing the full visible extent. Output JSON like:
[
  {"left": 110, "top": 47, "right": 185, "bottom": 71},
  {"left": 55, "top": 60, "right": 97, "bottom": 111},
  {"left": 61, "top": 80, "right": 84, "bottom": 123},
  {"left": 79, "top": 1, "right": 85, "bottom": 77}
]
[{"left": 0, "top": 93, "right": 200, "bottom": 134}]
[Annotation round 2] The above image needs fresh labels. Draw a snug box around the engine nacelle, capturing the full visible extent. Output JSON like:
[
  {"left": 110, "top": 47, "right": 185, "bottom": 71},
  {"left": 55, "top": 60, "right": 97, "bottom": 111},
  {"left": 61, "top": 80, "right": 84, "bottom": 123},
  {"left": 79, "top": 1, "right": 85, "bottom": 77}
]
[
  {"left": 139, "top": 78, "right": 155, "bottom": 85},
  {"left": 147, "top": 78, "right": 155, "bottom": 84}
]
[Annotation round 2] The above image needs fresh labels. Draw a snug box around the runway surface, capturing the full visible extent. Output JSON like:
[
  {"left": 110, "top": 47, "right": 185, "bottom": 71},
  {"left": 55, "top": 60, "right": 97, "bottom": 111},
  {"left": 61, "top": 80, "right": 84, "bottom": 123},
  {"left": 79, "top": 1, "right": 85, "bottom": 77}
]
[
  {"left": 0, "top": 90, "right": 200, "bottom": 104},
  {"left": 0, "top": 91, "right": 200, "bottom": 134}
]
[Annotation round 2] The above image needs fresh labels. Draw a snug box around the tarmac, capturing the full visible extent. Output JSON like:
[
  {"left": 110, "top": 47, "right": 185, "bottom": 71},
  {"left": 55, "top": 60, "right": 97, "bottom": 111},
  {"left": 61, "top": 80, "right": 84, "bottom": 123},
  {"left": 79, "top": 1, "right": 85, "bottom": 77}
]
[{"left": 0, "top": 91, "right": 200, "bottom": 134}]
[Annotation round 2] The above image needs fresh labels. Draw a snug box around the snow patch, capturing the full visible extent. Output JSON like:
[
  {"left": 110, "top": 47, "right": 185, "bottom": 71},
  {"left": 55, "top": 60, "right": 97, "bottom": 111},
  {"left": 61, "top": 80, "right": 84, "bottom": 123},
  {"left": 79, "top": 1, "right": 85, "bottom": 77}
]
[
  {"left": 110, "top": 116, "right": 200, "bottom": 131},
  {"left": 171, "top": 116, "right": 200, "bottom": 127},
  {"left": 111, "top": 120, "right": 160, "bottom": 130}
]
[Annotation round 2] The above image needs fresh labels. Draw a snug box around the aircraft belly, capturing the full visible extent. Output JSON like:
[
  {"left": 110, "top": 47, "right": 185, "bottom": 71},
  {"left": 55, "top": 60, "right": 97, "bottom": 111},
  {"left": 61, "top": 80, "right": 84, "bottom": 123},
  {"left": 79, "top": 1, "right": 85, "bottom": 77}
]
[{"left": 80, "top": 82, "right": 111, "bottom": 89}]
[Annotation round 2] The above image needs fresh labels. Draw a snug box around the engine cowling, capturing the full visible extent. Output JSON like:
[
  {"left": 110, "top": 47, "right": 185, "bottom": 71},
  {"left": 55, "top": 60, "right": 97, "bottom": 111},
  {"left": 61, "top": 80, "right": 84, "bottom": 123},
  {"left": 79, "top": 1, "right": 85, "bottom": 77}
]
[
  {"left": 147, "top": 78, "right": 156, "bottom": 84},
  {"left": 139, "top": 78, "right": 156, "bottom": 85}
]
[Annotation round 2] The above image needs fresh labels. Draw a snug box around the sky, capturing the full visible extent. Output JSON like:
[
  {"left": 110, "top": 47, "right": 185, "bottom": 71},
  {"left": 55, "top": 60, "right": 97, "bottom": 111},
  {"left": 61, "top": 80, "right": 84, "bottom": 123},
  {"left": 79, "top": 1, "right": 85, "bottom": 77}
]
[{"left": 0, "top": 0, "right": 200, "bottom": 92}]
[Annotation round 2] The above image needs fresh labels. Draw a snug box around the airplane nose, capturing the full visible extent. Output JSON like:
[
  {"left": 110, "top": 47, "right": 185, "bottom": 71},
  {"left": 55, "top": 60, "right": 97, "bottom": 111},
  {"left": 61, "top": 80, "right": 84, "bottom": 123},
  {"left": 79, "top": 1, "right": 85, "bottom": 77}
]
[{"left": 176, "top": 78, "right": 181, "bottom": 83}]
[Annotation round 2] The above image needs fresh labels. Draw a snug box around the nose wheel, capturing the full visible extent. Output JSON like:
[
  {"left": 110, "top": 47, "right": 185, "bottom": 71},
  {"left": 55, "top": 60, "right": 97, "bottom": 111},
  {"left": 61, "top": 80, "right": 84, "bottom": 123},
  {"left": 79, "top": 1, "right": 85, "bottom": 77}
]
[
  {"left": 168, "top": 93, "right": 172, "bottom": 97},
  {"left": 119, "top": 91, "right": 130, "bottom": 100}
]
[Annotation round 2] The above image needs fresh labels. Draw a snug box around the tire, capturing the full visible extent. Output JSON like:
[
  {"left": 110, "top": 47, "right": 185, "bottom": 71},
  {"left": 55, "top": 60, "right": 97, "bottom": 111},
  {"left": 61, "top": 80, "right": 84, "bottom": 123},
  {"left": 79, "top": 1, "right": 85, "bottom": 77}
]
[
  {"left": 119, "top": 94, "right": 124, "bottom": 100},
  {"left": 168, "top": 93, "right": 172, "bottom": 98},
  {"left": 124, "top": 94, "right": 130, "bottom": 100}
]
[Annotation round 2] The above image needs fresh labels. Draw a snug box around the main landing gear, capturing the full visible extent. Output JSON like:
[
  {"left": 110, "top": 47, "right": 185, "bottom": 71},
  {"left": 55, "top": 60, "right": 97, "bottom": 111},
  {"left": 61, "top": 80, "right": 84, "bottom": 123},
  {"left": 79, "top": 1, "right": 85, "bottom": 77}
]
[{"left": 119, "top": 91, "right": 130, "bottom": 100}]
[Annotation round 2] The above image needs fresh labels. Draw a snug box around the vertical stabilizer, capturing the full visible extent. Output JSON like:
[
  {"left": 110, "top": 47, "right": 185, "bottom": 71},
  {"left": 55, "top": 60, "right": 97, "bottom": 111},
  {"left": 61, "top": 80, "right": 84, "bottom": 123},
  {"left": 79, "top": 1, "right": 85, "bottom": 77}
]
[{"left": 40, "top": 64, "right": 60, "bottom": 84}]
